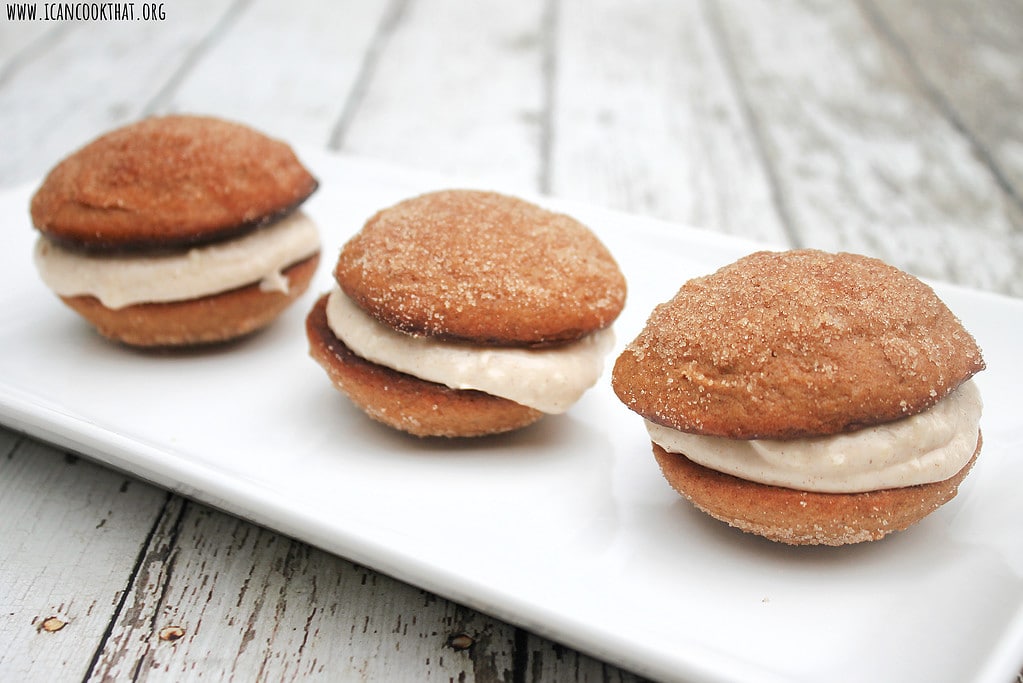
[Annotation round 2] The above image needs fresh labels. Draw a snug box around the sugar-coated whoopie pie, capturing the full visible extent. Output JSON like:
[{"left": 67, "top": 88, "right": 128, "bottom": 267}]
[
  {"left": 307, "top": 189, "right": 627, "bottom": 437},
  {"left": 612, "top": 249, "right": 985, "bottom": 546},
  {"left": 31, "top": 114, "right": 321, "bottom": 347}
]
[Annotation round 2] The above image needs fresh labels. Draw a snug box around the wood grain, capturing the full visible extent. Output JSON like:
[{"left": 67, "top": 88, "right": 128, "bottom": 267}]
[
  {"left": 0, "top": 0, "right": 237, "bottom": 186},
  {"left": 865, "top": 0, "right": 1023, "bottom": 200},
  {"left": 0, "top": 432, "right": 166, "bottom": 680},
  {"left": 335, "top": 0, "right": 548, "bottom": 192},
  {"left": 550, "top": 0, "right": 788, "bottom": 244},
  {"left": 166, "top": 0, "right": 393, "bottom": 149},
  {"left": 83, "top": 495, "right": 645, "bottom": 682},
  {"left": 88, "top": 500, "right": 514, "bottom": 680},
  {"left": 0, "top": 18, "right": 63, "bottom": 82},
  {"left": 709, "top": 0, "right": 1023, "bottom": 296}
]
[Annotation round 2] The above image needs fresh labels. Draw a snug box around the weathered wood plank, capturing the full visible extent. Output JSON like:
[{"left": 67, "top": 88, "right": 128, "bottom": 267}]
[
  {"left": 166, "top": 0, "right": 392, "bottom": 148},
  {"left": 520, "top": 634, "right": 650, "bottom": 683},
  {"left": 864, "top": 0, "right": 1023, "bottom": 201},
  {"left": 551, "top": 0, "right": 788, "bottom": 244},
  {"left": 0, "top": 0, "right": 236, "bottom": 186},
  {"left": 0, "top": 16, "right": 61, "bottom": 67},
  {"left": 89, "top": 503, "right": 520, "bottom": 682},
  {"left": 336, "top": 0, "right": 548, "bottom": 192},
  {"left": 0, "top": 429, "right": 167, "bottom": 680},
  {"left": 84, "top": 495, "right": 651, "bottom": 681},
  {"left": 709, "top": 0, "right": 1023, "bottom": 295}
]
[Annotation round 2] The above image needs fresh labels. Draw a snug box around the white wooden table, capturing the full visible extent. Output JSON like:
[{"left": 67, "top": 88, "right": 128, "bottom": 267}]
[{"left": 1, "top": 1, "right": 1021, "bottom": 681}]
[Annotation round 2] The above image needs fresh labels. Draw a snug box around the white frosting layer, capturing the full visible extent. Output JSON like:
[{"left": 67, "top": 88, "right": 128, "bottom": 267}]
[
  {"left": 34, "top": 211, "right": 320, "bottom": 309},
  {"left": 325, "top": 287, "right": 614, "bottom": 414},
  {"left": 646, "top": 379, "right": 982, "bottom": 493}
]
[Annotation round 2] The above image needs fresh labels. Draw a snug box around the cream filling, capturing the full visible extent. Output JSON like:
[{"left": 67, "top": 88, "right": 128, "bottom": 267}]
[
  {"left": 325, "top": 287, "right": 614, "bottom": 414},
  {"left": 34, "top": 211, "right": 320, "bottom": 309},
  {"left": 646, "top": 378, "right": 982, "bottom": 493}
]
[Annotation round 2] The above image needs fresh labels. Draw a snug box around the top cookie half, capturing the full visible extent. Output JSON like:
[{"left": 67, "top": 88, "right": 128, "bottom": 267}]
[
  {"left": 334, "top": 190, "right": 627, "bottom": 347},
  {"left": 612, "top": 249, "right": 984, "bottom": 439},
  {"left": 30, "top": 114, "right": 318, "bottom": 252}
]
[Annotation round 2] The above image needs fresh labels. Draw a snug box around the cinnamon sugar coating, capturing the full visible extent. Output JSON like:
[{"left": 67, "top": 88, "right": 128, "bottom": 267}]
[
  {"left": 306, "top": 295, "right": 543, "bottom": 437},
  {"left": 652, "top": 438, "right": 980, "bottom": 546},
  {"left": 30, "top": 115, "right": 318, "bottom": 251},
  {"left": 334, "top": 190, "right": 626, "bottom": 347},
  {"left": 613, "top": 250, "right": 985, "bottom": 439}
]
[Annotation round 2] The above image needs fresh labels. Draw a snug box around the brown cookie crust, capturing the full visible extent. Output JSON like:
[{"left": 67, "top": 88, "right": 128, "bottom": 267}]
[
  {"left": 59, "top": 254, "right": 319, "bottom": 347},
  {"left": 652, "top": 437, "right": 981, "bottom": 546},
  {"left": 31, "top": 115, "right": 318, "bottom": 252},
  {"left": 334, "top": 190, "right": 626, "bottom": 347},
  {"left": 306, "top": 294, "right": 544, "bottom": 437},
  {"left": 613, "top": 250, "right": 985, "bottom": 439}
]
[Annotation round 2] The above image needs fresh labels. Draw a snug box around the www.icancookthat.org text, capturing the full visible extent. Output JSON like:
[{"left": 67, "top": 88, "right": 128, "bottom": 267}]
[{"left": 5, "top": 2, "right": 166, "bottom": 21}]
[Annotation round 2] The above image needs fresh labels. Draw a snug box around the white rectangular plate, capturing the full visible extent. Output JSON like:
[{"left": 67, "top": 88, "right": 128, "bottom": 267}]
[{"left": 2, "top": 150, "right": 1022, "bottom": 683}]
